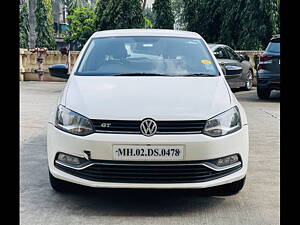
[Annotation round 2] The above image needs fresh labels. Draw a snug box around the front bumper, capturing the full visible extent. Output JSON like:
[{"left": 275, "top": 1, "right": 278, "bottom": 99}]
[{"left": 47, "top": 123, "right": 249, "bottom": 189}]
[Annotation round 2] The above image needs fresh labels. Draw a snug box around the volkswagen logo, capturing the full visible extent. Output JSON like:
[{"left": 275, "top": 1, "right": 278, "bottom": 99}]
[{"left": 140, "top": 119, "right": 157, "bottom": 137}]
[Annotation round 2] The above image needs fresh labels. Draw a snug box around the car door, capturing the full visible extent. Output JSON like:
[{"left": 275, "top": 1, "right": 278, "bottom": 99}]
[{"left": 224, "top": 47, "right": 248, "bottom": 87}]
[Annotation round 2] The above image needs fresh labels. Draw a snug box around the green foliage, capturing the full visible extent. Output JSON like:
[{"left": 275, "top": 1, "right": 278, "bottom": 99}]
[
  {"left": 171, "top": 0, "right": 186, "bottom": 29},
  {"left": 143, "top": 7, "right": 155, "bottom": 26},
  {"left": 73, "top": 0, "right": 98, "bottom": 10},
  {"left": 60, "top": 0, "right": 77, "bottom": 15},
  {"left": 65, "top": 7, "right": 96, "bottom": 49},
  {"left": 153, "top": 0, "right": 174, "bottom": 29},
  {"left": 183, "top": 0, "right": 222, "bottom": 43},
  {"left": 20, "top": 2, "right": 29, "bottom": 49},
  {"left": 144, "top": 17, "right": 153, "bottom": 28},
  {"left": 35, "top": 0, "right": 56, "bottom": 49},
  {"left": 218, "top": 0, "right": 245, "bottom": 49},
  {"left": 94, "top": 0, "right": 110, "bottom": 31},
  {"left": 95, "top": 0, "right": 144, "bottom": 31},
  {"left": 237, "top": 0, "right": 280, "bottom": 50},
  {"left": 182, "top": 0, "right": 280, "bottom": 50},
  {"left": 54, "top": 0, "right": 97, "bottom": 19}
]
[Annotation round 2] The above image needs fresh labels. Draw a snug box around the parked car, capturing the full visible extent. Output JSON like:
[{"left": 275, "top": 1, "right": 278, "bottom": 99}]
[
  {"left": 48, "top": 29, "right": 249, "bottom": 195},
  {"left": 256, "top": 34, "right": 280, "bottom": 99},
  {"left": 208, "top": 44, "right": 254, "bottom": 90}
]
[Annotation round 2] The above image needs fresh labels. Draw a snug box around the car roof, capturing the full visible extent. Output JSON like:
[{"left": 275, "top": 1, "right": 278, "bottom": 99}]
[{"left": 91, "top": 29, "right": 202, "bottom": 39}]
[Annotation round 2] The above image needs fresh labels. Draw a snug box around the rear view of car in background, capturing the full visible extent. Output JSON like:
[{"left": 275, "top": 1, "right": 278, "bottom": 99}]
[{"left": 256, "top": 34, "right": 280, "bottom": 99}]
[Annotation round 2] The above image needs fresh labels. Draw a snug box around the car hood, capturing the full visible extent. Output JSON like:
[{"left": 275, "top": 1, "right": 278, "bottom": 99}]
[{"left": 64, "top": 76, "right": 232, "bottom": 120}]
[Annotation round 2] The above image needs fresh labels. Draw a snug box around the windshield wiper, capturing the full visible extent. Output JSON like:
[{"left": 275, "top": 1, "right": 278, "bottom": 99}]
[
  {"left": 112, "top": 73, "right": 219, "bottom": 77},
  {"left": 113, "top": 73, "right": 172, "bottom": 77},
  {"left": 181, "top": 73, "right": 218, "bottom": 77}
]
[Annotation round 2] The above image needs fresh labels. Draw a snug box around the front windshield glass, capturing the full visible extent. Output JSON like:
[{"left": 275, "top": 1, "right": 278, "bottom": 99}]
[{"left": 76, "top": 36, "right": 219, "bottom": 76}]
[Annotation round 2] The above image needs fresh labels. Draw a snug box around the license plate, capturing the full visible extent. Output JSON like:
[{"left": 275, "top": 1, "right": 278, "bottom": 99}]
[{"left": 113, "top": 145, "right": 184, "bottom": 160}]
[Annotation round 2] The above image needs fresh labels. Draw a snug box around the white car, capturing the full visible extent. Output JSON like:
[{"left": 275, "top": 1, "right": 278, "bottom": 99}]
[{"left": 47, "top": 29, "right": 249, "bottom": 195}]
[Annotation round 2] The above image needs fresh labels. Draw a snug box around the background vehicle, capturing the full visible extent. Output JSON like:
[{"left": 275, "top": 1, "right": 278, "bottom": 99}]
[
  {"left": 256, "top": 34, "right": 280, "bottom": 99},
  {"left": 208, "top": 44, "right": 254, "bottom": 90}
]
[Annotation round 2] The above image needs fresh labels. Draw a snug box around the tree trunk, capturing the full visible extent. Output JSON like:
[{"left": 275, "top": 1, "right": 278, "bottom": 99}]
[{"left": 143, "top": 0, "right": 147, "bottom": 9}]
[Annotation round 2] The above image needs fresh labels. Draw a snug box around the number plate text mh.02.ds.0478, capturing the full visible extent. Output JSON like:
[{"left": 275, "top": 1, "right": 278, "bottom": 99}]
[{"left": 112, "top": 145, "right": 185, "bottom": 161}]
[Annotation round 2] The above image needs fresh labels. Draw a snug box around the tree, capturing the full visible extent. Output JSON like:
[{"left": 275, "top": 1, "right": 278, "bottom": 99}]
[
  {"left": 53, "top": 0, "right": 97, "bottom": 23},
  {"left": 61, "top": 0, "right": 76, "bottom": 15},
  {"left": 65, "top": 7, "right": 96, "bottom": 49},
  {"left": 94, "top": 0, "right": 110, "bottom": 31},
  {"left": 35, "top": 0, "right": 56, "bottom": 49},
  {"left": 94, "top": 0, "right": 144, "bottom": 31},
  {"left": 218, "top": 0, "right": 245, "bottom": 49},
  {"left": 183, "top": 0, "right": 222, "bottom": 43},
  {"left": 171, "top": 0, "right": 186, "bottom": 30},
  {"left": 20, "top": 2, "right": 30, "bottom": 49},
  {"left": 143, "top": 7, "right": 155, "bottom": 24},
  {"left": 182, "top": 0, "right": 280, "bottom": 50},
  {"left": 144, "top": 17, "right": 153, "bottom": 28},
  {"left": 142, "top": 0, "right": 147, "bottom": 9},
  {"left": 237, "top": 0, "right": 280, "bottom": 50},
  {"left": 74, "top": 0, "right": 98, "bottom": 9},
  {"left": 153, "top": 0, "right": 174, "bottom": 29}
]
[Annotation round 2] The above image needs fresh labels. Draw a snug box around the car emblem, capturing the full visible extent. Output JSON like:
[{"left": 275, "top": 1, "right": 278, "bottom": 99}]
[{"left": 140, "top": 119, "right": 157, "bottom": 137}]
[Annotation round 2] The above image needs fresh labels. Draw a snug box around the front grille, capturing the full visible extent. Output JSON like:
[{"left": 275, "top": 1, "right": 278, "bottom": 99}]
[
  {"left": 91, "top": 120, "right": 207, "bottom": 134},
  {"left": 55, "top": 160, "right": 241, "bottom": 183}
]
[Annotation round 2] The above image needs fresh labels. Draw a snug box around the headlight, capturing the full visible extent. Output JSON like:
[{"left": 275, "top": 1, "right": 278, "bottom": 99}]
[
  {"left": 55, "top": 105, "right": 94, "bottom": 136},
  {"left": 203, "top": 106, "right": 241, "bottom": 137}
]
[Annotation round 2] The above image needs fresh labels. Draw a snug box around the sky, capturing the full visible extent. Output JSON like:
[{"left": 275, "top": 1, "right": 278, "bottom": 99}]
[{"left": 146, "top": 0, "right": 154, "bottom": 8}]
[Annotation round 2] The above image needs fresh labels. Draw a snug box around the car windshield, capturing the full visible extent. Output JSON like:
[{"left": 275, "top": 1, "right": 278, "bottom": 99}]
[
  {"left": 76, "top": 36, "right": 219, "bottom": 76},
  {"left": 266, "top": 41, "right": 280, "bottom": 53}
]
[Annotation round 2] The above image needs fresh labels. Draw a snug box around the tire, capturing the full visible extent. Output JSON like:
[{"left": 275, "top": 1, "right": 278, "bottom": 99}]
[
  {"left": 257, "top": 87, "right": 271, "bottom": 99},
  {"left": 213, "top": 177, "right": 246, "bottom": 196},
  {"left": 242, "top": 71, "right": 253, "bottom": 91},
  {"left": 49, "top": 171, "right": 73, "bottom": 192}
]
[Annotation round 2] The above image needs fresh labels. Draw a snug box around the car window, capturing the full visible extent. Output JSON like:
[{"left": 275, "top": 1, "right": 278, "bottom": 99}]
[
  {"left": 214, "top": 47, "right": 228, "bottom": 59},
  {"left": 266, "top": 42, "right": 280, "bottom": 53},
  {"left": 76, "top": 36, "right": 220, "bottom": 76},
  {"left": 225, "top": 47, "right": 240, "bottom": 61}
]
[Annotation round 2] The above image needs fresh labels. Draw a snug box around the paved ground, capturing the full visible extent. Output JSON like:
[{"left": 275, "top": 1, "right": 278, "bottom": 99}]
[{"left": 20, "top": 81, "right": 280, "bottom": 225}]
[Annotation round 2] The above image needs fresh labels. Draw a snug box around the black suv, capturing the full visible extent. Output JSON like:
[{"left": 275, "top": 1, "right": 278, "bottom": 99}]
[{"left": 256, "top": 34, "right": 280, "bottom": 99}]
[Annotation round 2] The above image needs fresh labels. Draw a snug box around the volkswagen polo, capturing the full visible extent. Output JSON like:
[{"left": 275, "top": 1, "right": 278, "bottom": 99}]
[{"left": 47, "top": 29, "right": 249, "bottom": 195}]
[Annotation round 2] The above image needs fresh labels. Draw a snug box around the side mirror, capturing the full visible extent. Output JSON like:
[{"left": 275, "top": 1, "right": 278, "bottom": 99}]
[
  {"left": 48, "top": 64, "right": 69, "bottom": 79},
  {"left": 239, "top": 54, "right": 249, "bottom": 61},
  {"left": 225, "top": 65, "right": 243, "bottom": 75}
]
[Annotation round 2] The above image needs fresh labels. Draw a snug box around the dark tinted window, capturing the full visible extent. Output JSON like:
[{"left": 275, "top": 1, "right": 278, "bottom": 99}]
[
  {"left": 266, "top": 42, "right": 280, "bottom": 53},
  {"left": 225, "top": 47, "right": 240, "bottom": 60},
  {"left": 214, "top": 47, "right": 228, "bottom": 59},
  {"left": 76, "top": 36, "right": 219, "bottom": 76}
]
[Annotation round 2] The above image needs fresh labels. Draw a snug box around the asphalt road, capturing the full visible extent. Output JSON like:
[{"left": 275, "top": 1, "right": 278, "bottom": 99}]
[{"left": 20, "top": 81, "right": 280, "bottom": 225}]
